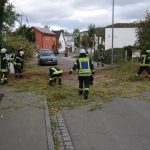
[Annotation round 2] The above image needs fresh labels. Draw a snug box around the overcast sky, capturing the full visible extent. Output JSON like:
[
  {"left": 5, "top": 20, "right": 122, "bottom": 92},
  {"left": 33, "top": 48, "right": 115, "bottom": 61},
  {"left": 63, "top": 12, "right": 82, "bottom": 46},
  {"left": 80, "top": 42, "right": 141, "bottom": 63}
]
[{"left": 9, "top": 0, "right": 150, "bottom": 32}]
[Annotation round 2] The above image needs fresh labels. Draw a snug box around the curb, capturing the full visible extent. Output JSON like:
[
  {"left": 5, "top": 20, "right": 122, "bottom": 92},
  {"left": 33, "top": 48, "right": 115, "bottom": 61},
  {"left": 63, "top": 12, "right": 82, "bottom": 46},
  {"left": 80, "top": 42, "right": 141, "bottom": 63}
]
[
  {"left": 43, "top": 100, "right": 55, "bottom": 150},
  {"left": 56, "top": 113, "right": 74, "bottom": 150}
]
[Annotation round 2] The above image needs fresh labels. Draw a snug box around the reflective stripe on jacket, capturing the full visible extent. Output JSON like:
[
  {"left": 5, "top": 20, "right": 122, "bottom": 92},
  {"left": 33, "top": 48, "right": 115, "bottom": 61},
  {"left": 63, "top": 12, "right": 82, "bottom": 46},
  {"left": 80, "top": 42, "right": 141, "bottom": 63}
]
[
  {"left": 0, "top": 69, "right": 8, "bottom": 72},
  {"left": 51, "top": 67, "right": 63, "bottom": 75},
  {"left": 140, "top": 54, "right": 150, "bottom": 66}
]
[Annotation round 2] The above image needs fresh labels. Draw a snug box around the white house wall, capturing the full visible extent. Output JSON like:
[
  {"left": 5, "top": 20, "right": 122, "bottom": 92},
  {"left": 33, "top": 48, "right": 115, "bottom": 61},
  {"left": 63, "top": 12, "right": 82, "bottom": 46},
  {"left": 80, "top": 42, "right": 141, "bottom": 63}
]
[
  {"left": 65, "top": 35, "right": 75, "bottom": 52},
  {"left": 58, "top": 32, "right": 66, "bottom": 53},
  {"left": 105, "top": 28, "right": 137, "bottom": 50}
]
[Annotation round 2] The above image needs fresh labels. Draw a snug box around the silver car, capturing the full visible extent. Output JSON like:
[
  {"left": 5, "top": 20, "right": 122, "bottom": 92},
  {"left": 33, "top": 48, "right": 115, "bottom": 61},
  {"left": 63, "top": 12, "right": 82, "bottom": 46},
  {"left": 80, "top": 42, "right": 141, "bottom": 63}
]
[{"left": 38, "top": 50, "right": 58, "bottom": 65}]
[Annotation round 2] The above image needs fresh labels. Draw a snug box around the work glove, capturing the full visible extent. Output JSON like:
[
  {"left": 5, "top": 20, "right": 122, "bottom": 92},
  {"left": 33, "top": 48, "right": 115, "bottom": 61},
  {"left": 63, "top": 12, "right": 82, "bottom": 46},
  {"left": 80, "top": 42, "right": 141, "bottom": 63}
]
[{"left": 92, "top": 71, "right": 95, "bottom": 75}]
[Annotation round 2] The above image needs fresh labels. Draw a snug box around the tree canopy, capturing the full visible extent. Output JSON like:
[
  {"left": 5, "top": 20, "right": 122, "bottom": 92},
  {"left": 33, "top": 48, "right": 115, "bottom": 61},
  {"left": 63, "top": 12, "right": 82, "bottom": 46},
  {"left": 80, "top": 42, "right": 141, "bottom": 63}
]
[
  {"left": 88, "top": 24, "right": 96, "bottom": 48},
  {"left": 0, "top": 0, "right": 19, "bottom": 48},
  {"left": 15, "top": 25, "right": 36, "bottom": 42},
  {"left": 73, "top": 28, "right": 81, "bottom": 48},
  {"left": 136, "top": 11, "right": 150, "bottom": 52}
]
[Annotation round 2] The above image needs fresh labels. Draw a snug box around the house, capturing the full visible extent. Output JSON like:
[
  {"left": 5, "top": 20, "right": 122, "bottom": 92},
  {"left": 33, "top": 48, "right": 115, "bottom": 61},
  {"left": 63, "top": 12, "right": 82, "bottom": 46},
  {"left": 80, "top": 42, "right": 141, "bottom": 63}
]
[
  {"left": 53, "top": 30, "right": 66, "bottom": 53},
  {"left": 105, "top": 28, "right": 137, "bottom": 50},
  {"left": 32, "top": 26, "right": 56, "bottom": 51},
  {"left": 64, "top": 32, "right": 75, "bottom": 52}
]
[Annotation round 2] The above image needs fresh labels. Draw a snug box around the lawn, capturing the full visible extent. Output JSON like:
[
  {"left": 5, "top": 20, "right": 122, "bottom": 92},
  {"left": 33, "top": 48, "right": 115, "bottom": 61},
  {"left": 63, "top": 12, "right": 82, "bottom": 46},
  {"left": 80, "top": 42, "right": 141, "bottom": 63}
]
[{"left": 9, "top": 61, "right": 150, "bottom": 114}]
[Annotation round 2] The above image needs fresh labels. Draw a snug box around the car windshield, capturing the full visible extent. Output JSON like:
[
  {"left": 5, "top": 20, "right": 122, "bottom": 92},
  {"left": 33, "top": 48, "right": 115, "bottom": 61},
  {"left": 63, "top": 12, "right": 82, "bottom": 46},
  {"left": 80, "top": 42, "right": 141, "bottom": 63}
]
[{"left": 40, "top": 51, "right": 54, "bottom": 56}]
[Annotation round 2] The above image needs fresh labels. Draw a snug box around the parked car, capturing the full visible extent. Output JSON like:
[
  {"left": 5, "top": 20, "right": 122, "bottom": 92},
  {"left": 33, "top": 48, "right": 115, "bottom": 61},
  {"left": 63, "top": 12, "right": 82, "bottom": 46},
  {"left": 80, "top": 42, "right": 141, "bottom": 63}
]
[{"left": 38, "top": 50, "right": 58, "bottom": 65}]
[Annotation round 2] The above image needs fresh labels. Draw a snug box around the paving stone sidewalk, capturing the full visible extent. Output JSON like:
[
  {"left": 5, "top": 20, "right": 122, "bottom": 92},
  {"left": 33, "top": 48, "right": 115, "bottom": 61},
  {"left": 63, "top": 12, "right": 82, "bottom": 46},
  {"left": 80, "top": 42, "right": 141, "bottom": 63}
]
[{"left": 0, "top": 88, "right": 54, "bottom": 150}]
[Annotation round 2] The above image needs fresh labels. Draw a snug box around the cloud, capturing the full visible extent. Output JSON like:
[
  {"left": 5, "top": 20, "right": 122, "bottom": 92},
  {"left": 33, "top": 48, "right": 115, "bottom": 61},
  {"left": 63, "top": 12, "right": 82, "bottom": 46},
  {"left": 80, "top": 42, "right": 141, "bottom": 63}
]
[{"left": 9, "top": 0, "right": 150, "bottom": 31}]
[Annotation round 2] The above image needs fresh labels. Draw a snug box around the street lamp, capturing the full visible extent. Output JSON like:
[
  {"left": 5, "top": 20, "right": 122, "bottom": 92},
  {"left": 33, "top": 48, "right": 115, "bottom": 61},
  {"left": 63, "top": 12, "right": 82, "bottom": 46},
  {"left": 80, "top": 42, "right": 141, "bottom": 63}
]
[{"left": 111, "top": 0, "right": 114, "bottom": 65}]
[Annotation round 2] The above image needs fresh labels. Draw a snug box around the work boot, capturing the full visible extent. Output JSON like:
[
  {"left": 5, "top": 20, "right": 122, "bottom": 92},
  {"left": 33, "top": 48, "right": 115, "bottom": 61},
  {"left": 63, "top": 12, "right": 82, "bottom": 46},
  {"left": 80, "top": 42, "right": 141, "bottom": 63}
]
[
  {"left": 58, "top": 78, "right": 61, "bottom": 85},
  {"left": 54, "top": 78, "right": 57, "bottom": 84},
  {"left": 84, "top": 90, "right": 89, "bottom": 100},
  {"left": 15, "top": 75, "right": 18, "bottom": 79},
  {"left": 79, "top": 90, "right": 83, "bottom": 95},
  {"left": 19, "top": 75, "right": 23, "bottom": 78},
  {"left": 49, "top": 80, "right": 54, "bottom": 86},
  {"left": 1, "top": 82, "right": 4, "bottom": 85},
  {"left": 4, "top": 80, "right": 8, "bottom": 84}
]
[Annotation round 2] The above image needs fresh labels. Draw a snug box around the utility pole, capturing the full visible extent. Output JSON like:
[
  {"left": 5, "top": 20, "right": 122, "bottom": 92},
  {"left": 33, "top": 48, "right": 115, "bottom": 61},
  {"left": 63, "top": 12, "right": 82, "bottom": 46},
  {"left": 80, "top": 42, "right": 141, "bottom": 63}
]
[{"left": 111, "top": 0, "right": 114, "bottom": 65}]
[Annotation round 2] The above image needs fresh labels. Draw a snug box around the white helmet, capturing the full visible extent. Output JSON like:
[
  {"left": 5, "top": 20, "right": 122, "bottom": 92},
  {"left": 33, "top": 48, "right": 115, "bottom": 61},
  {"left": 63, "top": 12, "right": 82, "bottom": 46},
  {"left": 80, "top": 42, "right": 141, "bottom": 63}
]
[
  {"left": 80, "top": 49, "right": 86, "bottom": 54},
  {"left": 146, "top": 50, "right": 150, "bottom": 53},
  {"left": 1, "top": 48, "right": 7, "bottom": 53},
  {"left": 19, "top": 51, "right": 24, "bottom": 56}
]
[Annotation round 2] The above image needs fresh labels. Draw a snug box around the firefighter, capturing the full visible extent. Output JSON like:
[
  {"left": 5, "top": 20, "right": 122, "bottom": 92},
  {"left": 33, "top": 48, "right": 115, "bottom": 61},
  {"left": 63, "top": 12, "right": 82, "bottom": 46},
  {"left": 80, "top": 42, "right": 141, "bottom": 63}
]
[
  {"left": 0, "top": 48, "right": 9, "bottom": 85},
  {"left": 48, "top": 67, "right": 63, "bottom": 86},
  {"left": 97, "top": 51, "right": 104, "bottom": 67},
  {"left": 69, "top": 49, "right": 95, "bottom": 100},
  {"left": 12, "top": 50, "right": 24, "bottom": 79},
  {"left": 19, "top": 47, "right": 24, "bottom": 72},
  {"left": 135, "top": 50, "right": 150, "bottom": 79}
]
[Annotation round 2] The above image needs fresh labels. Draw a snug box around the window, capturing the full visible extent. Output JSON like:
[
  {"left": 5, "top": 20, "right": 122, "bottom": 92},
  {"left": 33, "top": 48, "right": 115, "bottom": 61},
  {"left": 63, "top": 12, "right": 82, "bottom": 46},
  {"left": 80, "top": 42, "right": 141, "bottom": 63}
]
[{"left": 45, "top": 36, "right": 50, "bottom": 40}]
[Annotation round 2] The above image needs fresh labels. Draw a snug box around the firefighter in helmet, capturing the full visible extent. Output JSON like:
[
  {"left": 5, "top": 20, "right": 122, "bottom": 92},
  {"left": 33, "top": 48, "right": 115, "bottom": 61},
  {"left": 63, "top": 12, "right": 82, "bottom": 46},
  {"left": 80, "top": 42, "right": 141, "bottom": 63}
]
[
  {"left": 19, "top": 47, "right": 24, "bottom": 72},
  {"left": 48, "top": 67, "right": 63, "bottom": 86},
  {"left": 11, "top": 50, "right": 24, "bottom": 79},
  {"left": 69, "top": 49, "right": 95, "bottom": 100},
  {"left": 0, "top": 48, "right": 9, "bottom": 85}
]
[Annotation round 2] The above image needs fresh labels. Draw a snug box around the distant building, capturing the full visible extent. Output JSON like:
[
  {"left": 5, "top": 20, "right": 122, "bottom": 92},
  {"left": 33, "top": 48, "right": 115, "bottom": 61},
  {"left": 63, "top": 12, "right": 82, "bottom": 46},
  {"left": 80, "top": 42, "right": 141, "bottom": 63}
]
[
  {"left": 32, "top": 26, "right": 56, "bottom": 51},
  {"left": 53, "top": 30, "right": 66, "bottom": 53},
  {"left": 105, "top": 28, "right": 137, "bottom": 50},
  {"left": 64, "top": 32, "right": 75, "bottom": 52}
]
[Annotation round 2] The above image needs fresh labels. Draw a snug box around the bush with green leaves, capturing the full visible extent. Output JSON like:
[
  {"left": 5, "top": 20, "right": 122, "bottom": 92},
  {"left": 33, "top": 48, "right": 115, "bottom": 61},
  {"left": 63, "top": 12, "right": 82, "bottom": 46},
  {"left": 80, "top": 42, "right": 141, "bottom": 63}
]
[
  {"left": 104, "top": 48, "right": 125, "bottom": 64},
  {"left": 7, "top": 35, "right": 37, "bottom": 59}
]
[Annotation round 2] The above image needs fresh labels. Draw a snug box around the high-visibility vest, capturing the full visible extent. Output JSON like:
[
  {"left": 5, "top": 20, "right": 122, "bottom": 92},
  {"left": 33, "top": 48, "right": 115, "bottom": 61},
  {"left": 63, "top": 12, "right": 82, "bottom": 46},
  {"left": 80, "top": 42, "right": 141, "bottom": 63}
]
[
  {"left": 50, "top": 67, "right": 63, "bottom": 75},
  {"left": 79, "top": 57, "right": 91, "bottom": 76},
  {"left": 140, "top": 54, "right": 150, "bottom": 66},
  {"left": 0, "top": 68, "right": 8, "bottom": 72}
]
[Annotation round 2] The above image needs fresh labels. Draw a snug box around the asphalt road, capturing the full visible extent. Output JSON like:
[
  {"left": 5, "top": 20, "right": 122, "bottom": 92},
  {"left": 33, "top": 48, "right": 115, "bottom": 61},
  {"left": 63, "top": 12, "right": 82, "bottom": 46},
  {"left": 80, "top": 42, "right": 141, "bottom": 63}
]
[
  {"left": 9, "top": 53, "right": 76, "bottom": 74},
  {"left": 56, "top": 53, "right": 76, "bottom": 72},
  {"left": 63, "top": 92, "right": 150, "bottom": 150}
]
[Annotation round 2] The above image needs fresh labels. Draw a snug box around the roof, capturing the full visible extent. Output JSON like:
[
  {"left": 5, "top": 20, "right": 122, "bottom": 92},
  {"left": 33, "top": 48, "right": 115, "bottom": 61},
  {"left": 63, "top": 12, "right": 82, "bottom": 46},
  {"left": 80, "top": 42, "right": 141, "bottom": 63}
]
[{"left": 32, "top": 26, "right": 56, "bottom": 35}]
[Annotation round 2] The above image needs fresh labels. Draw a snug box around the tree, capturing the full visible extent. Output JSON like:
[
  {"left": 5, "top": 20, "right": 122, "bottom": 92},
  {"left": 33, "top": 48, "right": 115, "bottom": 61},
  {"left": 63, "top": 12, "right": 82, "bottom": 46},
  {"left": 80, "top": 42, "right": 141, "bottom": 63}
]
[
  {"left": 136, "top": 11, "right": 150, "bottom": 53},
  {"left": 8, "top": 35, "right": 37, "bottom": 58},
  {"left": 88, "top": 24, "right": 96, "bottom": 49},
  {"left": 81, "top": 35, "right": 89, "bottom": 50},
  {"left": 0, "top": 0, "right": 7, "bottom": 48},
  {"left": 0, "top": 0, "right": 19, "bottom": 48},
  {"left": 15, "top": 25, "right": 36, "bottom": 42},
  {"left": 3, "top": 3, "right": 19, "bottom": 31},
  {"left": 44, "top": 25, "right": 50, "bottom": 30},
  {"left": 73, "top": 28, "right": 81, "bottom": 49}
]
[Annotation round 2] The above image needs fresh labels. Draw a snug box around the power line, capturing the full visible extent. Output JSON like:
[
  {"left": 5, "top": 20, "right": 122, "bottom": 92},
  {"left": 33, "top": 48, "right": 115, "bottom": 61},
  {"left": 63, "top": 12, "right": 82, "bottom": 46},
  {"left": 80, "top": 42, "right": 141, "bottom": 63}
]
[{"left": 10, "top": 0, "right": 29, "bottom": 26}]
